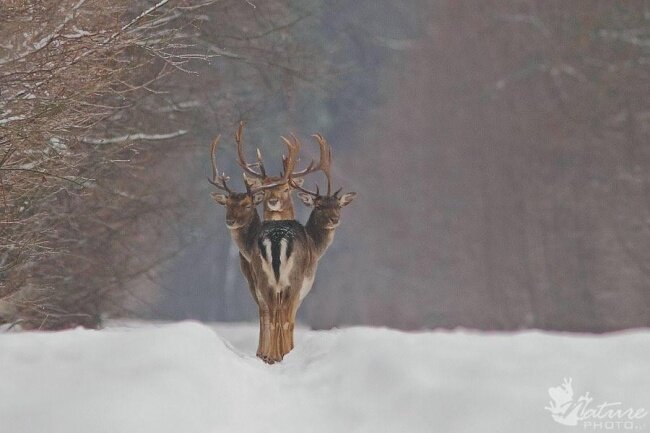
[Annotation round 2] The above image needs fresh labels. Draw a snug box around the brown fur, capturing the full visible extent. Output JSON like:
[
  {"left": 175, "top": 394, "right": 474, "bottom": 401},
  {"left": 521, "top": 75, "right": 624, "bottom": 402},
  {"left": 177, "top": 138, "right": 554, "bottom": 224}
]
[
  {"left": 251, "top": 191, "right": 357, "bottom": 362},
  {"left": 212, "top": 190, "right": 307, "bottom": 363},
  {"left": 244, "top": 175, "right": 303, "bottom": 221},
  {"left": 212, "top": 181, "right": 309, "bottom": 363},
  {"left": 211, "top": 125, "right": 354, "bottom": 363},
  {"left": 247, "top": 225, "right": 310, "bottom": 362},
  {"left": 212, "top": 191, "right": 273, "bottom": 360}
]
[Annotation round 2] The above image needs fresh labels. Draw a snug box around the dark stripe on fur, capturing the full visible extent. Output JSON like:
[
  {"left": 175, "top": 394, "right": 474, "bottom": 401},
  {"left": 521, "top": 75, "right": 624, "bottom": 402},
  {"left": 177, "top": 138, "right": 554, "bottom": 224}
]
[
  {"left": 271, "top": 239, "right": 282, "bottom": 282},
  {"left": 258, "top": 220, "right": 302, "bottom": 283}
]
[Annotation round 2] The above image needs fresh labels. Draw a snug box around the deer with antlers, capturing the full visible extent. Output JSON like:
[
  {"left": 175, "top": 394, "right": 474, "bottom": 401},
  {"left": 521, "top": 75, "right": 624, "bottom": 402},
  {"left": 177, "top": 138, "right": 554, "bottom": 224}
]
[
  {"left": 235, "top": 121, "right": 327, "bottom": 221},
  {"left": 292, "top": 134, "right": 357, "bottom": 261},
  {"left": 251, "top": 134, "right": 356, "bottom": 362},
  {"left": 208, "top": 131, "right": 291, "bottom": 361},
  {"left": 209, "top": 125, "right": 355, "bottom": 363}
]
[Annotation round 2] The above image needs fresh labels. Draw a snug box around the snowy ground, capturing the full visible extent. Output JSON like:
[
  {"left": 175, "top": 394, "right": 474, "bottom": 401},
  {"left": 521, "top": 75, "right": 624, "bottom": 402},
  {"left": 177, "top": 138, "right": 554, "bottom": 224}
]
[{"left": 0, "top": 321, "right": 648, "bottom": 433}]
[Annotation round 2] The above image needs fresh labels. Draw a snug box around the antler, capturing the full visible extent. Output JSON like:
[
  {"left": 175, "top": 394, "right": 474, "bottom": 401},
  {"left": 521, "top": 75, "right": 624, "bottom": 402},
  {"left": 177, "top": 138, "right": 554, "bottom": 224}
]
[
  {"left": 311, "top": 134, "right": 333, "bottom": 195},
  {"left": 234, "top": 122, "right": 336, "bottom": 195},
  {"left": 289, "top": 133, "right": 340, "bottom": 197},
  {"left": 285, "top": 133, "right": 331, "bottom": 183},
  {"left": 290, "top": 179, "right": 319, "bottom": 197},
  {"left": 280, "top": 133, "right": 301, "bottom": 178},
  {"left": 208, "top": 135, "right": 232, "bottom": 193},
  {"left": 236, "top": 127, "right": 301, "bottom": 189},
  {"left": 236, "top": 121, "right": 328, "bottom": 186},
  {"left": 210, "top": 124, "right": 298, "bottom": 195},
  {"left": 235, "top": 121, "right": 267, "bottom": 180}
]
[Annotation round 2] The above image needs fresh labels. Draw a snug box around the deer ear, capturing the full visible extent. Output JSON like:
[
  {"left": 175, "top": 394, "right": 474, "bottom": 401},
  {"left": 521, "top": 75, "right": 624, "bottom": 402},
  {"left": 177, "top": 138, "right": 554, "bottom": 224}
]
[
  {"left": 243, "top": 173, "right": 263, "bottom": 188},
  {"left": 290, "top": 178, "right": 304, "bottom": 188},
  {"left": 338, "top": 192, "right": 356, "bottom": 207},
  {"left": 297, "top": 191, "right": 315, "bottom": 207},
  {"left": 252, "top": 192, "right": 265, "bottom": 205},
  {"left": 211, "top": 192, "right": 228, "bottom": 205}
]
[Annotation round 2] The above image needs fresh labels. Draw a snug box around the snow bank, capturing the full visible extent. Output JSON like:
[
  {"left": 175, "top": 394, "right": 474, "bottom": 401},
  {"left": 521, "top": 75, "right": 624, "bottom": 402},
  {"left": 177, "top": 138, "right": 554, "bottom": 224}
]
[{"left": 0, "top": 321, "right": 648, "bottom": 433}]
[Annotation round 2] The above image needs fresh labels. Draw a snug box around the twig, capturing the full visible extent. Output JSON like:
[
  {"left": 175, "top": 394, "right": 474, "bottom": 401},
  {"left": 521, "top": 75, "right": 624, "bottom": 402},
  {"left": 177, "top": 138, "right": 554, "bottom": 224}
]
[
  {"left": 120, "top": 0, "right": 172, "bottom": 33},
  {"left": 81, "top": 129, "right": 187, "bottom": 145},
  {"left": 0, "top": 168, "right": 87, "bottom": 187}
]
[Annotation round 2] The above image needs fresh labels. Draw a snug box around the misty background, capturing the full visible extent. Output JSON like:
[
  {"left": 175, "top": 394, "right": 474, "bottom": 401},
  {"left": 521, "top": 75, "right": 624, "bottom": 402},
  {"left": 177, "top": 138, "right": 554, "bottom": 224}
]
[
  {"left": 143, "top": 1, "right": 650, "bottom": 332},
  {"left": 2, "top": 1, "right": 648, "bottom": 332}
]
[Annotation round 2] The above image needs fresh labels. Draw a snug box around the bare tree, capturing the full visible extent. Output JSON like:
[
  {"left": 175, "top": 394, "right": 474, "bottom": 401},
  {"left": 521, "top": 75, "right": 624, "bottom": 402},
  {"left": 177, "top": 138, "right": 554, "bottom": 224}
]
[{"left": 0, "top": 0, "right": 323, "bottom": 328}]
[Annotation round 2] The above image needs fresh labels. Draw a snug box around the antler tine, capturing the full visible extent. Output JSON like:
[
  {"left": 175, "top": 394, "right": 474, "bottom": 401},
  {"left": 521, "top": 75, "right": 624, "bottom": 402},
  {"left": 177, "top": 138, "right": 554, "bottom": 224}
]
[
  {"left": 242, "top": 174, "right": 252, "bottom": 194},
  {"left": 255, "top": 148, "right": 267, "bottom": 177},
  {"left": 242, "top": 173, "right": 279, "bottom": 195},
  {"left": 280, "top": 134, "right": 301, "bottom": 181},
  {"left": 289, "top": 178, "right": 320, "bottom": 197},
  {"left": 210, "top": 135, "right": 220, "bottom": 182},
  {"left": 207, "top": 135, "right": 232, "bottom": 193},
  {"left": 311, "top": 133, "right": 333, "bottom": 195},
  {"left": 235, "top": 121, "right": 265, "bottom": 179}
]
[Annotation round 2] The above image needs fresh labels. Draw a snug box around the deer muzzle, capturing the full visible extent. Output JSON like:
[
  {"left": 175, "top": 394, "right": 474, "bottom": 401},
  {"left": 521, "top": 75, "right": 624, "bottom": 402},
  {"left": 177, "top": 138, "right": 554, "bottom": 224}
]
[{"left": 266, "top": 198, "right": 281, "bottom": 211}]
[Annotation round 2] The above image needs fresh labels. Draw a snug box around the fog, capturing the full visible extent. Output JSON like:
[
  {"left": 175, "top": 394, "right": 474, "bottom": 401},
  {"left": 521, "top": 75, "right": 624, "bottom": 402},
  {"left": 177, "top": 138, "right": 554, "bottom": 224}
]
[{"left": 144, "top": 1, "right": 649, "bottom": 332}]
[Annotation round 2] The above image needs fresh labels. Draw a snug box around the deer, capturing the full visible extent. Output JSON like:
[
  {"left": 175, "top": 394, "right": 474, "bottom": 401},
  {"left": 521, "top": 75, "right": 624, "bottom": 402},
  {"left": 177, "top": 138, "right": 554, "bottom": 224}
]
[
  {"left": 251, "top": 133, "right": 356, "bottom": 362},
  {"left": 293, "top": 135, "right": 357, "bottom": 264},
  {"left": 208, "top": 131, "right": 295, "bottom": 362},
  {"left": 210, "top": 127, "right": 355, "bottom": 364},
  {"left": 234, "top": 121, "right": 327, "bottom": 221}
]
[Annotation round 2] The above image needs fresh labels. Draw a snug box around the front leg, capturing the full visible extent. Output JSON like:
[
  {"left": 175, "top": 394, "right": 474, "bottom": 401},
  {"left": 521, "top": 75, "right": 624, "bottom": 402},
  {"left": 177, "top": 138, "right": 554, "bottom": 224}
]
[
  {"left": 252, "top": 281, "right": 283, "bottom": 363},
  {"left": 257, "top": 305, "right": 271, "bottom": 361},
  {"left": 241, "top": 254, "right": 272, "bottom": 361},
  {"left": 261, "top": 290, "right": 290, "bottom": 364},
  {"left": 282, "top": 289, "right": 303, "bottom": 354},
  {"left": 274, "top": 289, "right": 299, "bottom": 359}
]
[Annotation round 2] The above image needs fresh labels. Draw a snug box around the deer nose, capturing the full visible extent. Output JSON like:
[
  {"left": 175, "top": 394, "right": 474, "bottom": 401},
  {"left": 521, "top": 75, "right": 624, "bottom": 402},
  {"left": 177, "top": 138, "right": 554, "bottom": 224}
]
[
  {"left": 330, "top": 216, "right": 339, "bottom": 225},
  {"left": 226, "top": 218, "right": 235, "bottom": 226},
  {"left": 268, "top": 198, "right": 279, "bottom": 206}
]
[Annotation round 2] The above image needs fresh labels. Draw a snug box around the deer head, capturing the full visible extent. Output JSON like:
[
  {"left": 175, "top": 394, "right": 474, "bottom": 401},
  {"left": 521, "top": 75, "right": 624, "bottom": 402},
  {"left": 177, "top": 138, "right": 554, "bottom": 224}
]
[
  {"left": 208, "top": 134, "right": 282, "bottom": 229},
  {"left": 296, "top": 191, "right": 356, "bottom": 228},
  {"left": 235, "top": 122, "right": 330, "bottom": 220},
  {"left": 292, "top": 134, "right": 356, "bottom": 229}
]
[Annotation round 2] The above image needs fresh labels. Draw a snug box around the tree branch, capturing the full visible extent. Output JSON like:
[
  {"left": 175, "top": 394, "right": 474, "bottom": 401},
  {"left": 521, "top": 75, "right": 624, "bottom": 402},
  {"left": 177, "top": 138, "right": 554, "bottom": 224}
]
[{"left": 81, "top": 129, "right": 187, "bottom": 145}]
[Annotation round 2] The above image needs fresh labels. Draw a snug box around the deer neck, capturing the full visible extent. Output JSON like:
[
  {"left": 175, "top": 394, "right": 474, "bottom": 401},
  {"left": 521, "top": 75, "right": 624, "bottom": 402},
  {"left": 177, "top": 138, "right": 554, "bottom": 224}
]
[
  {"left": 305, "top": 210, "right": 336, "bottom": 259},
  {"left": 229, "top": 211, "right": 262, "bottom": 261}
]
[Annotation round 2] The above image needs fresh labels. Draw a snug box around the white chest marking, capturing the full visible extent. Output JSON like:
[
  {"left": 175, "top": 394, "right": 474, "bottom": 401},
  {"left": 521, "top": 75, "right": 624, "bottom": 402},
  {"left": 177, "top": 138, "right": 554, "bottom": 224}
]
[
  {"left": 277, "top": 239, "right": 294, "bottom": 293},
  {"left": 259, "top": 238, "right": 294, "bottom": 294},
  {"left": 259, "top": 239, "right": 275, "bottom": 289}
]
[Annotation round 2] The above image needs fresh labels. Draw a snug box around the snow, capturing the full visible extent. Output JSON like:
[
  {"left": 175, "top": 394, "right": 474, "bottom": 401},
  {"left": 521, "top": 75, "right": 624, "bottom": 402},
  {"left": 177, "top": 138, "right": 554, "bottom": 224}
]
[{"left": 0, "top": 321, "right": 648, "bottom": 433}]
